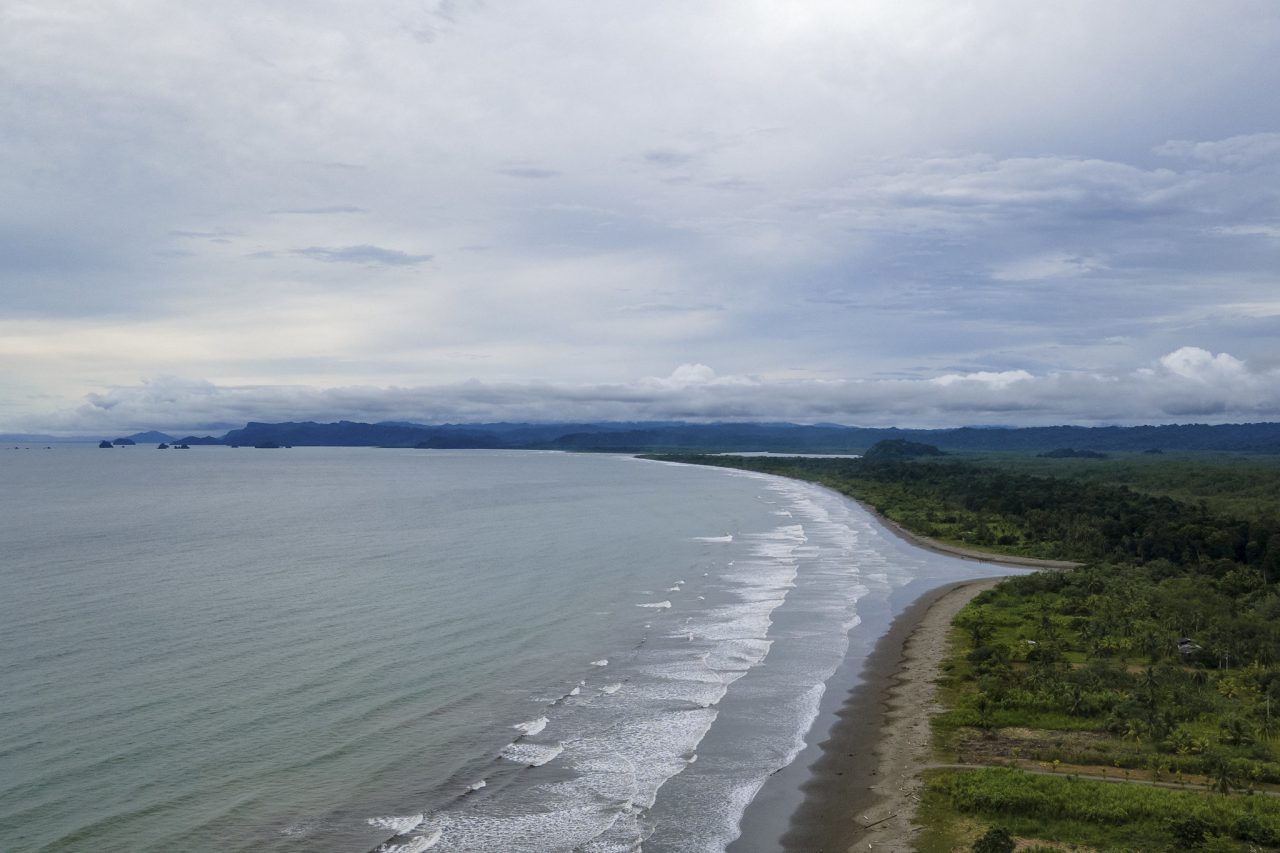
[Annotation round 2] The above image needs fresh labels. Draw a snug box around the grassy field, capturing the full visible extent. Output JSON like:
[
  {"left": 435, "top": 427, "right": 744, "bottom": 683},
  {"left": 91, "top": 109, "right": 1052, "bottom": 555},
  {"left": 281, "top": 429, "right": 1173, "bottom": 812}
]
[{"left": 918, "top": 767, "right": 1280, "bottom": 851}]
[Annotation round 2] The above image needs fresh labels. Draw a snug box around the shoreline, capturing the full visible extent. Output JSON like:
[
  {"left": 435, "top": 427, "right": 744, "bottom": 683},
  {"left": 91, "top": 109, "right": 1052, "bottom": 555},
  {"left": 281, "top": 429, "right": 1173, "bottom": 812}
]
[
  {"left": 854, "top": 500, "right": 1079, "bottom": 570},
  {"left": 780, "top": 577, "right": 1002, "bottom": 852},
  {"left": 648, "top": 459, "right": 1069, "bottom": 850}
]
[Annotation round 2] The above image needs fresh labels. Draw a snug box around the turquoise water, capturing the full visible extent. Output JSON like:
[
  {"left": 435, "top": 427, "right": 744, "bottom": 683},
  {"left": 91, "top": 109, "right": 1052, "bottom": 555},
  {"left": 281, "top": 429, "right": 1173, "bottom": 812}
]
[{"left": 0, "top": 447, "right": 1001, "bottom": 852}]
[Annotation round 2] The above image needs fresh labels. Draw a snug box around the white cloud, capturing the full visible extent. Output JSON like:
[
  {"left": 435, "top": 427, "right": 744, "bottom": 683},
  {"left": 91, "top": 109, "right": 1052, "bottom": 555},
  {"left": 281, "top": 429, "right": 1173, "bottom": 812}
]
[
  {"left": 1156, "top": 346, "right": 1250, "bottom": 383},
  {"left": 647, "top": 364, "right": 718, "bottom": 388},
  {"left": 988, "top": 253, "right": 1107, "bottom": 282},
  {"left": 290, "top": 245, "right": 433, "bottom": 265},
  {"left": 929, "top": 370, "right": 1035, "bottom": 388},
  {"left": 25, "top": 348, "right": 1280, "bottom": 435},
  {"left": 1213, "top": 224, "right": 1280, "bottom": 239},
  {"left": 1155, "top": 133, "right": 1280, "bottom": 167}
]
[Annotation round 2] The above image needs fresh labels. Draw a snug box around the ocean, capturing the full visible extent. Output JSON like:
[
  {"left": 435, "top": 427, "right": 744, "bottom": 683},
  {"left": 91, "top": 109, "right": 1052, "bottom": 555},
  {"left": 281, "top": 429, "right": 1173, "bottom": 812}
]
[{"left": 0, "top": 447, "right": 1006, "bottom": 852}]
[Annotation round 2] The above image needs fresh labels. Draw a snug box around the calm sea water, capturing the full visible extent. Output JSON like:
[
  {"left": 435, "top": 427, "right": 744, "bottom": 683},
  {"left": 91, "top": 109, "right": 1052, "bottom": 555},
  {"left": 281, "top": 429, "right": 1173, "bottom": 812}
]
[{"left": 1, "top": 447, "right": 1002, "bottom": 852}]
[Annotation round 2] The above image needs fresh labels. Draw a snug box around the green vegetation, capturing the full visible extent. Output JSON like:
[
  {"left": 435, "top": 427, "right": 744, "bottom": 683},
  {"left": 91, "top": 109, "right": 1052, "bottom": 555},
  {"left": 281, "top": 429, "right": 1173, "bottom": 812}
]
[
  {"left": 650, "top": 451, "right": 1280, "bottom": 851},
  {"left": 960, "top": 452, "right": 1280, "bottom": 522},
  {"left": 1038, "top": 447, "right": 1109, "bottom": 459},
  {"left": 862, "top": 438, "right": 946, "bottom": 460},
  {"left": 649, "top": 453, "right": 1280, "bottom": 567},
  {"left": 924, "top": 560, "right": 1280, "bottom": 850},
  {"left": 922, "top": 768, "right": 1280, "bottom": 850}
]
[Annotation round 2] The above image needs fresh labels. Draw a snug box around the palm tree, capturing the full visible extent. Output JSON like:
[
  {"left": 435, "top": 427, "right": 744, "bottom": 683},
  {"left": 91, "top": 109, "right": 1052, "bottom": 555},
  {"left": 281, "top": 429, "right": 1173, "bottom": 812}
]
[
  {"left": 1067, "top": 683, "right": 1086, "bottom": 716},
  {"left": 1218, "top": 716, "right": 1255, "bottom": 747},
  {"left": 1205, "top": 754, "right": 1239, "bottom": 795},
  {"left": 975, "top": 695, "right": 994, "bottom": 731}
]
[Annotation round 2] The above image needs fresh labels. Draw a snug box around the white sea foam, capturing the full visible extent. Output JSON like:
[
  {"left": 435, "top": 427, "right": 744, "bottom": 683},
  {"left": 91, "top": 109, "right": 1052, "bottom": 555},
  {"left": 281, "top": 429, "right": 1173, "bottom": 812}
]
[
  {"left": 591, "top": 709, "right": 719, "bottom": 810},
  {"left": 779, "top": 681, "right": 828, "bottom": 768},
  {"left": 666, "top": 585, "right": 681, "bottom": 592},
  {"left": 467, "top": 780, "right": 486, "bottom": 792},
  {"left": 636, "top": 600, "right": 671, "bottom": 609},
  {"left": 639, "top": 656, "right": 722, "bottom": 685},
  {"left": 693, "top": 534, "right": 733, "bottom": 542},
  {"left": 599, "top": 683, "right": 622, "bottom": 695},
  {"left": 513, "top": 717, "right": 548, "bottom": 736},
  {"left": 428, "top": 803, "right": 624, "bottom": 852},
  {"left": 501, "top": 741, "right": 564, "bottom": 766},
  {"left": 568, "top": 686, "right": 580, "bottom": 696},
  {"left": 576, "top": 807, "right": 650, "bottom": 853},
  {"left": 653, "top": 777, "right": 763, "bottom": 853},
  {"left": 279, "top": 820, "right": 316, "bottom": 838},
  {"left": 367, "top": 814, "right": 424, "bottom": 834},
  {"left": 590, "top": 659, "right": 608, "bottom": 667},
  {"left": 557, "top": 750, "right": 639, "bottom": 805},
  {"left": 377, "top": 828, "right": 441, "bottom": 852},
  {"left": 632, "top": 677, "right": 724, "bottom": 708},
  {"left": 703, "top": 638, "right": 773, "bottom": 673},
  {"left": 691, "top": 604, "right": 779, "bottom": 642}
]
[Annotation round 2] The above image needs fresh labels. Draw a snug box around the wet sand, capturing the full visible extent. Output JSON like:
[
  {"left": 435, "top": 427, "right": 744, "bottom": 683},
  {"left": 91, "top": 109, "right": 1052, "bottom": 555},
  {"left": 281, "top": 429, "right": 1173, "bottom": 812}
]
[{"left": 780, "top": 577, "right": 1001, "bottom": 852}]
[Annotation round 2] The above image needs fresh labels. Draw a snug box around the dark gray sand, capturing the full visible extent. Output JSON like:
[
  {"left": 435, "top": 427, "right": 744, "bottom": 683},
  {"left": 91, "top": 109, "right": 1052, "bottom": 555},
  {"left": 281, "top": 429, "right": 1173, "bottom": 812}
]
[{"left": 778, "top": 578, "right": 1001, "bottom": 852}]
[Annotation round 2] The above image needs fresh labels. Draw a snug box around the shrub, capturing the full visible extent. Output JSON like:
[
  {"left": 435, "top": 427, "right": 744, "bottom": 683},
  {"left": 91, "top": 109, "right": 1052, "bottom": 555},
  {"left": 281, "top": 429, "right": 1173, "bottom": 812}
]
[
  {"left": 972, "top": 825, "right": 1015, "bottom": 853},
  {"left": 1200, "top": 835, "right": 1240, "bottom": 853},
  {"left": 1233, "top": 812, "right": 1280, "bottom": 845},
  {"left": 1169, "top": 816, "right": 1211, "bottom": 848}
]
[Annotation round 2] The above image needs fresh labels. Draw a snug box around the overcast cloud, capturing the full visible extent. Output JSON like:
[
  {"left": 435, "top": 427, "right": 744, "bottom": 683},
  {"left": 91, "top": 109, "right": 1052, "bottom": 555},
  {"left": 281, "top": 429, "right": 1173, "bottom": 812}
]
[{"left": 2, "top": 1, "right": 1279, "bottom": 434}]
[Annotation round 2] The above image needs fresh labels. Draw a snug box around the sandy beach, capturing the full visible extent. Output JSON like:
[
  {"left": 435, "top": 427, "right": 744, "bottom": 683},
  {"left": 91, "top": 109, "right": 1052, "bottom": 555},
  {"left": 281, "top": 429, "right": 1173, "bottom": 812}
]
[
  {"left": 714, "top": 478, "right": 1069, "bottom": 852},
  {"left": 765, "top": 484, "right": 1068, "bottom": 849},
  {"left": 780, "top": 577, "right": 1001, "bottom": 852}
]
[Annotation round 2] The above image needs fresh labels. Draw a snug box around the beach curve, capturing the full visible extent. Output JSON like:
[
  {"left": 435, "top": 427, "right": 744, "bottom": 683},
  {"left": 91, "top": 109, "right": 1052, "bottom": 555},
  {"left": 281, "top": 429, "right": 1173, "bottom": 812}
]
[{"left": 781, "top": 578, "right": 1001, "bottom": 852}]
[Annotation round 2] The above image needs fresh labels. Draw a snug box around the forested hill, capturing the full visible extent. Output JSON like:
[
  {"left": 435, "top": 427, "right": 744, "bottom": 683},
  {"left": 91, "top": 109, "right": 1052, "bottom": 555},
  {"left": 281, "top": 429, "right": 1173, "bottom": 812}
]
[{"left": 183, "top": 420, "right": 1280, "bottom": 452}]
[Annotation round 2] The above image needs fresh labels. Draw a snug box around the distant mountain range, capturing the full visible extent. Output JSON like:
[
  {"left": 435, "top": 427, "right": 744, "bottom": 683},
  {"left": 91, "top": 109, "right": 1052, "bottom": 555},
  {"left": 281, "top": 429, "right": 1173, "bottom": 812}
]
[
  {"left": 0, "top": 433, "right": 69, "bottom": 444},
  {"left": 100, "top": 419, "right": 1280, "bottom": 453}
]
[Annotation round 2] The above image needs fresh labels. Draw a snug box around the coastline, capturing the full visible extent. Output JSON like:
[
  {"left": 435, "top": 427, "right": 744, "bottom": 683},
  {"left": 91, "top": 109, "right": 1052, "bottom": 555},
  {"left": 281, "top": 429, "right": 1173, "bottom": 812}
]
[
  {"left": 856, "top": 501, "right": 1079, "bottom": 570},
  {"left": 781, "top": 577, "right": 1001, "bottom": 852},
  {"left": 649, "top": 461, "right": 1066, "bottom": 851}
]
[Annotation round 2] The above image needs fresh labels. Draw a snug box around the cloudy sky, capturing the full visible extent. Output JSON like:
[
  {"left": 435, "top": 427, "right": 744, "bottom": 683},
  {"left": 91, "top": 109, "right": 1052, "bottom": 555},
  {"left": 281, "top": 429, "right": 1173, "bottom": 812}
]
[{"left": 4, "top": 1, "right": 1280, "bottom": 434}]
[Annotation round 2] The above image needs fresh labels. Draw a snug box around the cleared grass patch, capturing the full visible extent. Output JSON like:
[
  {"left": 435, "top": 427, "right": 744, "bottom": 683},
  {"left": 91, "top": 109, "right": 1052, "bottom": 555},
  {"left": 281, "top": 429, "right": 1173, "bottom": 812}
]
[{"left": 926, "top": 767, "right": 1280, "bottom": 850}]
